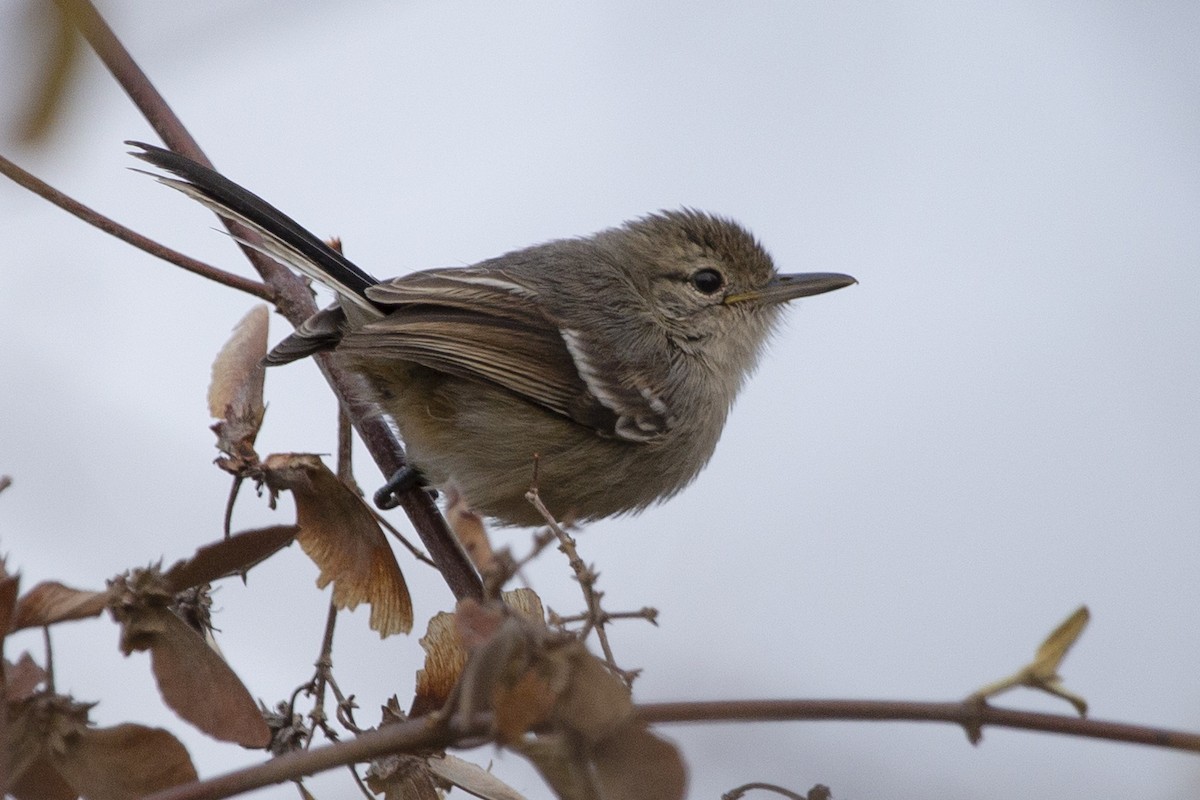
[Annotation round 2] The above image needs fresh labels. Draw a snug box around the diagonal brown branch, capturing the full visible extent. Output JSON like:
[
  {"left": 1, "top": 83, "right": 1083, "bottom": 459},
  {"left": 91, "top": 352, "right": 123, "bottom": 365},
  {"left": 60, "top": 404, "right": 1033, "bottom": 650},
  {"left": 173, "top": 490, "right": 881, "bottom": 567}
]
[
  {"left": 0, "top": 152, "right": 272, "bottom": 300},
  {"left": 50, "top": 0, "right": 483, "bottom": 600}
]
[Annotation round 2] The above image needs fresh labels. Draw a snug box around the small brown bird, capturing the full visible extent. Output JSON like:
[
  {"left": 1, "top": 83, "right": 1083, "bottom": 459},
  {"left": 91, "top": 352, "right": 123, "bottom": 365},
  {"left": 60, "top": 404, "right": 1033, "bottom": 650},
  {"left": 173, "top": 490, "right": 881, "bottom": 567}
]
[{"left": 131, "top": 142, "right": 855, "bottom": 526}]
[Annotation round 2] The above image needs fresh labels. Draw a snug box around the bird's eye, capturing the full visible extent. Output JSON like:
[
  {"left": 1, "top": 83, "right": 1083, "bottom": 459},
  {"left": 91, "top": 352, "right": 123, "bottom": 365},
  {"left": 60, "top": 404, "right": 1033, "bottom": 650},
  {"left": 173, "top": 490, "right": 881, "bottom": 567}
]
[{"left": 689, "top": 268, "right": 724, "bottom": 295}]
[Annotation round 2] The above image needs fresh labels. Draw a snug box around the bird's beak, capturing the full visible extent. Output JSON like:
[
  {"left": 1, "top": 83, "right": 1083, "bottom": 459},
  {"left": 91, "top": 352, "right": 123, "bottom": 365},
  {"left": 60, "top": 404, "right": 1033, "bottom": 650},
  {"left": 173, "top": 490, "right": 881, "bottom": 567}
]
[{"left": 725, "top": 272, "right": 857, "bottom": 306}]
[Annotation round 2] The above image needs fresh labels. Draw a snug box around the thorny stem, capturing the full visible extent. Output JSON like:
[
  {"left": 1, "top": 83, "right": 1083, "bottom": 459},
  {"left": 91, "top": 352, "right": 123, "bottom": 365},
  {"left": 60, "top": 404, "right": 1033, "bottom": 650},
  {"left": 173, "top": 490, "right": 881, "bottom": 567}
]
[
  {"left": 48, "top": 0, "right": 483, "bottom": 602},
  {"left": 525, "top": 488, "right": 633, "bottom": 684},
  {"left": 552, "top": 608, "right": 659, "bottom": 626}
]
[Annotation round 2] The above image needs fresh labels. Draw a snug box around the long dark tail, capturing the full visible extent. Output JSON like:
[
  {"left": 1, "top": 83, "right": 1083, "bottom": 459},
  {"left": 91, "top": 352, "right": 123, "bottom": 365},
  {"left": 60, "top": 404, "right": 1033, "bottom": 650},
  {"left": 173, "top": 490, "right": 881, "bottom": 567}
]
[{"left": 127, "top": 141, "right": 380, "bottom": 311}]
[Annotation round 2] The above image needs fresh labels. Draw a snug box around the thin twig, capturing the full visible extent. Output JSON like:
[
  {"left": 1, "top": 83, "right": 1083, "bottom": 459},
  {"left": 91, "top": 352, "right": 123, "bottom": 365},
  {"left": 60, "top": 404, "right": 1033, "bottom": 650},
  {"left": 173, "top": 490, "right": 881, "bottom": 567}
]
[
  {"left": 306, "top": 601, "right": 340, "bottom": 744},
  {"left": 222, "top": 476, "right": 241, "bottom": 541},
  {"left": 373, "top": 511, "right": 438, "bottom": 569},
  {"left": 637, "top": 698, "right": 1200, "bottom": 752},
  {"left": 722, "top": 782, "right": 810, "bottom": 800},
  {"left": 0, "top": 153, "right": 272, "bottom": 300},
  {"left": 526, "top": 488, "right": 634, "bottom": 683},
  {"left": 141, "top": 712, "right": 483, "bottom": 800}
]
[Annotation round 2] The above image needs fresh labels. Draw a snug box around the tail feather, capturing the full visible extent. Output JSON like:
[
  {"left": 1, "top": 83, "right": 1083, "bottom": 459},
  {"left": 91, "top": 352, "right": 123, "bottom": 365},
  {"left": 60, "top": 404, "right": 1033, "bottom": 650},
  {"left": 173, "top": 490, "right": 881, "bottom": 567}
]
[{"left": 127, "top": 141, "right": 380, "bottom": 311}]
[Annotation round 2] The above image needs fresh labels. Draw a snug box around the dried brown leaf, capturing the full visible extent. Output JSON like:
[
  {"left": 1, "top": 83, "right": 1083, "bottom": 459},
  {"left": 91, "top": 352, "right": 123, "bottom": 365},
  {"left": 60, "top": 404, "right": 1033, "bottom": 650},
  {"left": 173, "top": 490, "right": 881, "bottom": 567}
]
[
  {"left": 109, "top": 570, "right": 270, "bottom": 747},
  {"left": 148, "top": 607, "right": 269, "bottom": 747},
  {"left": 513, "top": 736, "right": 598, "bottom": 800},
  {"left": 6, "top": 693, "right": 91, "bottom": 793},
  {"left": 12, "top": 581, "right": 109, "bottom": 631},
  {"left": 364, "top": 753, "right": 440, "bottom": 800},
  {"left": 503, "top": 587, "right": 546, "bottom": 624},
  {"left": 588, "top": 729, "right": 686, "bottom": 796},
  {"left": 413, "top": 589, "right": 547, "bottom": 717},
  {"left": 427, "top": 754, "right": 530, "bottom": 800},
  {"left": 163, "top": 525, "right": 297, "bottom": 591},
  {"left": 493, "top": 662, "right": 559, "bottom": 743},
  {"left": 455, "top": 597, "right": 509, "bottom": 651},
  {"left": 8, "top": 755, "right": 76, "bottom": 800},
  {"left": 412, "top": 611, "right": 467, "bottom": 717},
  {"left": 446, "top": 490, "right": 495, "bottom": 573},
  {"left": 209, "top": 305, "right": 269, "bottom": 471},
  {"left": 7, "top": 652, "right": 49, "bottom": 700},
  {"left": 589, "top": 725, "right": 687, "bottom": 800},
  {"left": 551, "top": 645, "right": 633, "bottom": 744},
  {"left": 262, "top": 453, "right": 413, "bottom": 636},
  {"left": 49, "top": 723, "right": 198, "bottom": 800},
  {"left": 450, "top": 599, "right": 687, "bottom": 800}
]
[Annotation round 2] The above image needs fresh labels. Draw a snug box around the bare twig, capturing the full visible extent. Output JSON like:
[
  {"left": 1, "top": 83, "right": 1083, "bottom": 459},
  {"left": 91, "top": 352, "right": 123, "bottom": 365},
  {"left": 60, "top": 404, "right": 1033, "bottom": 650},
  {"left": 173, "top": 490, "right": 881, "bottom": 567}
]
[
  {"left": 0, "top": 153, "right": 272, "bottom": 300},
  {"left": 373, "top": 511, "right": 438, "bottom": 569},
  {"left": 526, "top": 487, "right": 637, "bottom": 684},
  {"left": 141, "top": 712, "right": 485, "bottom": 800},
  {"left": 306, "top": 601, "right": 340, "bottom": 743},
  {"left": 636, "top": 698, "right": 1200, "bottom": 752}
]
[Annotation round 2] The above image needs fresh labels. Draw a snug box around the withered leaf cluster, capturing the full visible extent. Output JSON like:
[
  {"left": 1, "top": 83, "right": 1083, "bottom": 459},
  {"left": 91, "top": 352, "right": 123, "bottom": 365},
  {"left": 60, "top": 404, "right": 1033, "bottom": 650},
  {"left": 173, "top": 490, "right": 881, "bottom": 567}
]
[
  {"left": 1, "top": 564, "right": 199, "bottom": 800},
  {"left": 210, "top": 305, "right": 414, "bottom": 637},
  {"left": 405, "top": 590, "right": 686, "bottom": 800}
]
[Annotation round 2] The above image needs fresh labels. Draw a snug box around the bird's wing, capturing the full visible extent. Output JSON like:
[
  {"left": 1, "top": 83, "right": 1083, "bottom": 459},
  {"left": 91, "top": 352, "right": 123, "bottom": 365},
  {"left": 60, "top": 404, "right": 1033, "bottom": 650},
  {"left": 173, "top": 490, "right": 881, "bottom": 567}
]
[{"left": 343, "top": 267, "right": 674, "bottom": 441}]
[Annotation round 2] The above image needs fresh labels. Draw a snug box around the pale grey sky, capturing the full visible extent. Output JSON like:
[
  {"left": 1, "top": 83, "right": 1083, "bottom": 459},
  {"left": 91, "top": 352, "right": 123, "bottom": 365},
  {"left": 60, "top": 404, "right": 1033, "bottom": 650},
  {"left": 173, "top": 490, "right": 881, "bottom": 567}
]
[{"left": 3, "top": 3, "right": 1199, "bottom": 798}]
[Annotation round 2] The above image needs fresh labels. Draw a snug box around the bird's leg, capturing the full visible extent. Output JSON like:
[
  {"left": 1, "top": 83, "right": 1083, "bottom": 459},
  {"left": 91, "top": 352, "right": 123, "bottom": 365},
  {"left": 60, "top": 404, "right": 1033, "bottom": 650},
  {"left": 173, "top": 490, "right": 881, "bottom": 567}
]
[{"left": 373, "top": 466, "right": 433, "bottom": 509}]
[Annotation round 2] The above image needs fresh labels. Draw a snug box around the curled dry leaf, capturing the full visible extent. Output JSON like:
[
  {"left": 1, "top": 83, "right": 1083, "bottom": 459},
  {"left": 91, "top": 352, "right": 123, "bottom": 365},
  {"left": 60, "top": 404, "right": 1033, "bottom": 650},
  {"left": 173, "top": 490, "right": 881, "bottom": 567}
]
[
  {"left": 49, "top": 723, "right": 199, "bottom": 800},
  {"left": 412, "top": 588, "right": 545, "bottom": 717},
  {"left": 7, "top": 692, "right": 196, "bottom": 800},
  {"left": 262, "top": 453, "right": 413, "bottom": 637},
  {"left": 8, "top": 754, "right": 77, "bottom": 800},
  {"left": 427, "top": 754, "right": 530, "bottom": 800},
  {"left": 209, "top": 304, "right": 269, "bottom": 473},
  {"left": 108, "top": 568, "right": 270, "bottom": 747},
  {"left": 411, "top": 612, "right": 465, "bottom": 718},
  {"left": 162, "top": 524, "right": 298, "bottom": 591},
  {"left": 446, "top": 596, "right": 685, "bottom": 800},
  {"left": 364, "top": 752, "right": 440, "bottom": 800},
  {"left": 445, "top": 487, "right": 495, "bottom": 574},
  {"left": 11, "top": 580, "right": 109, "bottom": 631}
]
